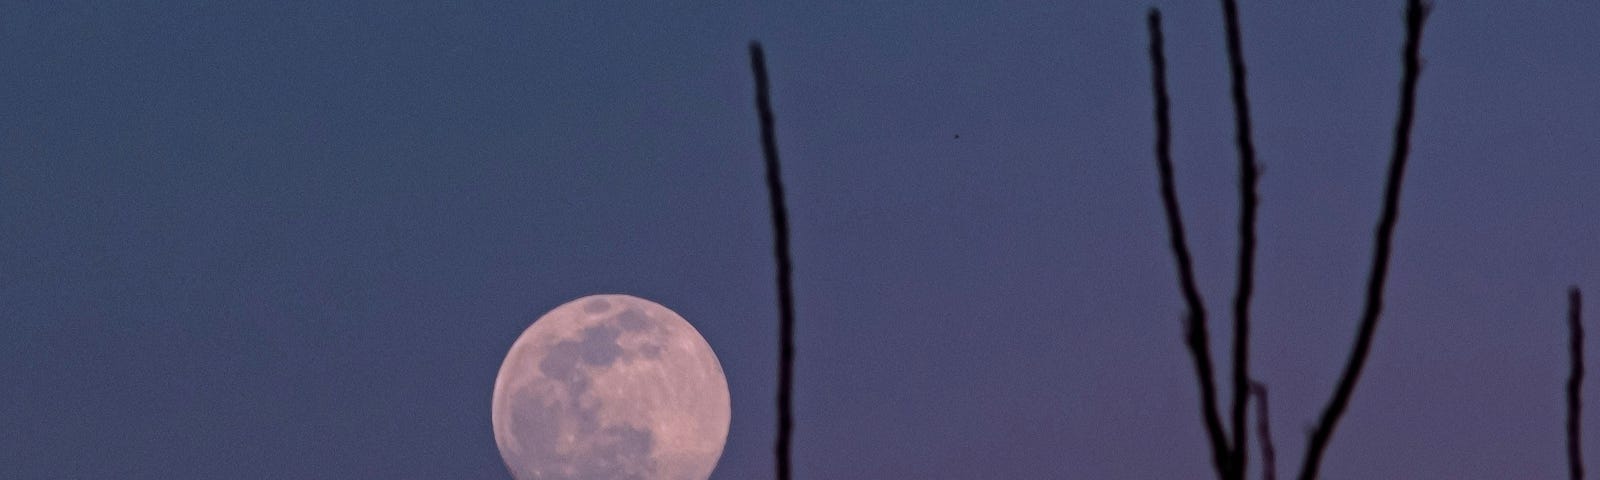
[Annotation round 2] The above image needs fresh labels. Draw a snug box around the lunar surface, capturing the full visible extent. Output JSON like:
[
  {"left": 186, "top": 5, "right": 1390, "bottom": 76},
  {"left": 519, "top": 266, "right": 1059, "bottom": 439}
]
[{"left": 492, "top": 294, "right": 731, "bottom": 480}]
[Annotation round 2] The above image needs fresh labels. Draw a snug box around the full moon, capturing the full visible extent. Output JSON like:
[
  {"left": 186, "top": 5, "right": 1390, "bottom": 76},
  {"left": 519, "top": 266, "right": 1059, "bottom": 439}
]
[{"left": 492, "top": 294, "right": 731, "bottom": 480}]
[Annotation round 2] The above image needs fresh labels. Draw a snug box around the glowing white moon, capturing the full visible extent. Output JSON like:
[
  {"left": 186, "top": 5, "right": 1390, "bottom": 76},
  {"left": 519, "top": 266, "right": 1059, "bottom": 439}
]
[{"left": 492, "top": 294, "right": 731, "bottom": 480}]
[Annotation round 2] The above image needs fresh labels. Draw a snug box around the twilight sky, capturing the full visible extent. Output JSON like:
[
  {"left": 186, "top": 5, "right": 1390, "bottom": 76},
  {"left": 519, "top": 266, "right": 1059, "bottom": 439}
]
[{"left": 4, "top": 1, "right": 1599, "bottom": 478}]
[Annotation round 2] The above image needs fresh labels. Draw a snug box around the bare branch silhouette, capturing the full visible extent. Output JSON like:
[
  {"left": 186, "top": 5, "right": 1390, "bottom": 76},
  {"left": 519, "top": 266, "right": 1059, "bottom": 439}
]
[
  {"left": 749, "top": 42, "right": 798, "bottom": 480},
  {"left": 1218, "top": 1, "right": 1262, "bottom": 476},
  {"left": 1297, "top": 2, "right": 1431, "bottom": 478},
  {"left": 1571, "top": 287, "right": 1585, "bottom": 480},
  {"left": 1147, "top": 10, "right": 1233, "bottom": 478},
  {"left": 1250, "top": 380, "right": 1277, "bottom": 480}
]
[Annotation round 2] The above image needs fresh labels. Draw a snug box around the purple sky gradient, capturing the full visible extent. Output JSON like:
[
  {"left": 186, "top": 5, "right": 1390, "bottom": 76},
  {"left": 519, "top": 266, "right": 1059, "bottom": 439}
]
[{"left": 4, "top": 1, "right": 1599, "bottom": 478}]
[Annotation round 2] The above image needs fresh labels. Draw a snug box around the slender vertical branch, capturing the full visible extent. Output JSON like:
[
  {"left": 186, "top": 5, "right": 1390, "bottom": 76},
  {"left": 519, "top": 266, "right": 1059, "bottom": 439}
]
[
  {"left": 1297, "top": 3, "right": 1430, "bottom": 478},
  {"left": 1147, "top": 10, "right": 1233, "bottom": 478},
  {"left": 1218, "top": 1, "right": 1261, "bottom": 476},
  {"left": 749, "top": 42, "right": 798, "bottom": 480},
  {"left": 1570, "top": 287, "right": 1585, "bottom": 480},
  {"left": 1250, "top": 380, "right": 1277, "bottom": 480}
]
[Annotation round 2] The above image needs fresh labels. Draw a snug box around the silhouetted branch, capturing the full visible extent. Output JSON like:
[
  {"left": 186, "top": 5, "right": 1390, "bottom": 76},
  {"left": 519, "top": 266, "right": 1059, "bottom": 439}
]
[
  {"left": 1297, "top": 2, "right": 1430, "bottom": 478},
  {"left": 1250, "top": 380, "right": 1277, "bottom": 480},
  {"left": 1147, "top": 10, "right": 1233, "bottom": 479},
  {"left": 749, "top": 42, "right": 798, "bottom": 480},
  {"left": 1570, "top": 287, "right": 1585, "bottom": 480},
  {"left": 1218, "top": 1, "right": 1262, "bottom": 476}
]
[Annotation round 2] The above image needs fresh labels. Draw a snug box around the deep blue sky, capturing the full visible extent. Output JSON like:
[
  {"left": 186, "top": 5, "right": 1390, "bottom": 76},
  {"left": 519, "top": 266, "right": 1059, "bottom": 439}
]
[{"left": 4, "top": 1, "right": 1599, "bottom": 478}]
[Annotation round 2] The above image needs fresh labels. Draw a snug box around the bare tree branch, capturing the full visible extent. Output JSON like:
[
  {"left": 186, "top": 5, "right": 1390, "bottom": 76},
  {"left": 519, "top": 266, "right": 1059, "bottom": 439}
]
[
  {"left": 1218, "top": 1, "right": 1262, "bottom": 476},
  {"left": 749, "top": 42, "right": 798, "bottom": 480},
  {"left": 1250, "top": 380, "right": 1277, "bottom": 480},
  {"left": 1297, "top": 3, "right": 1431, "bottom": 478},
  {"left": 1571, "top": 287, "right": 1585, "bottom": 480},
  {"left": 1147, "top": 10, "right": 1233, "bottom": 478}
]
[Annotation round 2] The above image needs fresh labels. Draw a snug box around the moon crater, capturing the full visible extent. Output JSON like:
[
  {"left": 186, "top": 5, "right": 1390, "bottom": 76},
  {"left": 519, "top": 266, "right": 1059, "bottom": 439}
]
[{"left": 493, "top": 294, "right": 730, "bottom": 480}]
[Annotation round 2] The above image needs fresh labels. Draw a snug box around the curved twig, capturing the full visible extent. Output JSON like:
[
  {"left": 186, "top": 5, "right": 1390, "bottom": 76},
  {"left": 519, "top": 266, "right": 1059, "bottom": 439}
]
[
  {"left": 1147, "top": 10, "right": 1233, "bottom": 478},
  {"left": 749, "top": 42, "right": 798, "bottom": 480},
  {"left": 1297, "top": 2, "right": 1431, "bottom": 478},
  {"left": 1250, "top": 380, "right": 1277, "bottom": 480},
  {"left": 1570, "top": 287, "right": 1585, "bottom": 480},
  {"left": 1218, "top": 1, "right": 1262, "bottom": 476}
]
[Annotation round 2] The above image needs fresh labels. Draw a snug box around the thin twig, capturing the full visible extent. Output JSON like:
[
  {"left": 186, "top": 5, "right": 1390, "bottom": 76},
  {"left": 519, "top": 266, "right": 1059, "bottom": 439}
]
[
  {"left": 749, "top": 42, "right": 798, "bottom": 480},
  {"left": 1218, "top": 1, "right": 1262, "bottom": 476},
  {"left": 1297, "top": 3, "right": 1430, "bottom": 478},
  {"left": 1250, "top": 380, "right": 1277, "bottom": 480},
  {"left": 1147, "top": 10, "right": 1233, "bottom": 478},
  {"left": 1570, "top": 287, "right": 1585, "bottom": 480}
]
